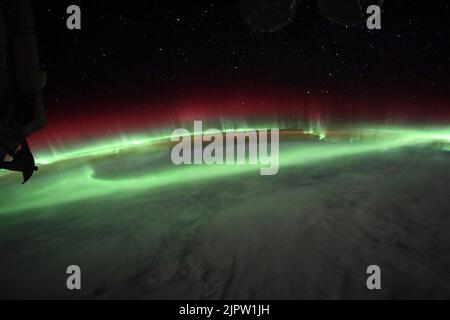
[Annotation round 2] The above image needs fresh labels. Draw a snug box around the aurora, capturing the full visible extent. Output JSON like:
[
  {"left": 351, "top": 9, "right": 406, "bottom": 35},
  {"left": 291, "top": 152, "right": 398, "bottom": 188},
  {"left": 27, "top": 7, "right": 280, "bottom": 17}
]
[
  {"left": 0, "top": 123, "right": 449, "bottom": 215},
  {"left": 170, "top": 121, "right": 280, "bottom": 175}
]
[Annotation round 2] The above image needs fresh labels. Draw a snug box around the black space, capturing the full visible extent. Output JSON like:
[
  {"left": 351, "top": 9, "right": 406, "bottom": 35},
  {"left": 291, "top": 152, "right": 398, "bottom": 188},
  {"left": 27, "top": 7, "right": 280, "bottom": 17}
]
[{"left": 31, "top": 0, "right": 449, "bottom": 117}]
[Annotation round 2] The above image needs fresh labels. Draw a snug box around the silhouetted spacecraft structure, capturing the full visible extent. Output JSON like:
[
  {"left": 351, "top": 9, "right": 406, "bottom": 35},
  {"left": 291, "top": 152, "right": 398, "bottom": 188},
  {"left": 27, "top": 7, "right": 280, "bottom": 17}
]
[
  {"left": 0, "top": 0, "right": 46, "bottom": 183},
  {"left": 239, "top": 0, "right": 384, "bottom": 32}
]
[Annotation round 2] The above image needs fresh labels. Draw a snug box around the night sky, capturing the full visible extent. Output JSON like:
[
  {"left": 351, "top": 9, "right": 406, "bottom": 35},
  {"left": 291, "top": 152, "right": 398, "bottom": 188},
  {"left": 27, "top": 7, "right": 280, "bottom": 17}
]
[{"left": 31, "top": 0, "right": 450, "bottom": 145}]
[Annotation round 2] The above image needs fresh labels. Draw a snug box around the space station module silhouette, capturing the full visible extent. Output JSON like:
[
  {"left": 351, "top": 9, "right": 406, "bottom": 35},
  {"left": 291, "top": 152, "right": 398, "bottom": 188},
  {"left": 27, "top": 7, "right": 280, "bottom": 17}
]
[
  {"left": 0, "top": 0, "right": 45, "bottom": 183},
  {"left": 239, "top": 0, "right": 384, "bottom": 33}
]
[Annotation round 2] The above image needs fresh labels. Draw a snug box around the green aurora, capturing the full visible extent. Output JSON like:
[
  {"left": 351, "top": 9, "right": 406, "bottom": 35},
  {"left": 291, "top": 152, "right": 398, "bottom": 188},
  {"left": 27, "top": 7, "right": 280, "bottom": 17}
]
[{"left": 0, "top": 124, "right": 449, "bottom": 215}]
